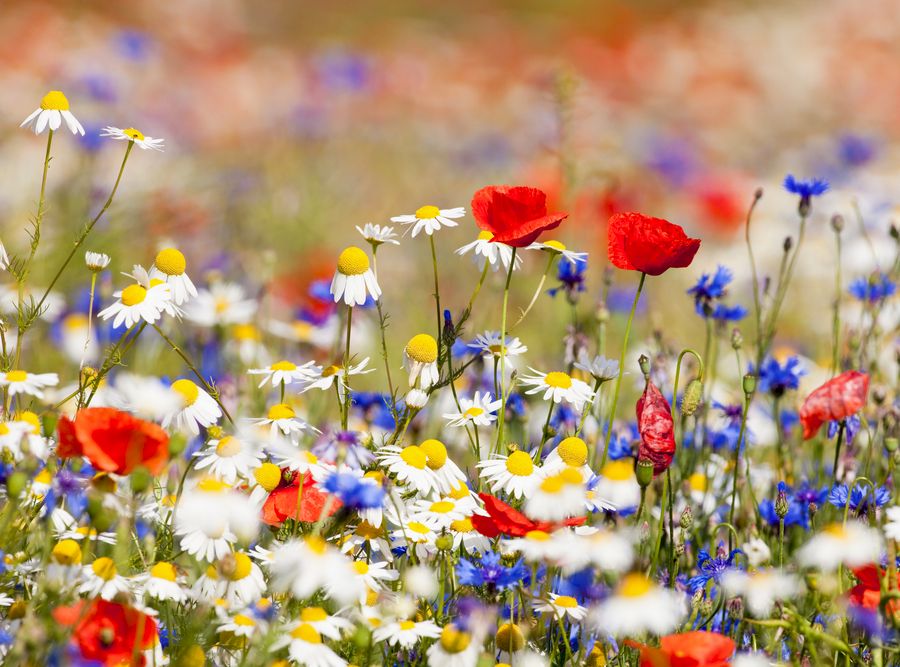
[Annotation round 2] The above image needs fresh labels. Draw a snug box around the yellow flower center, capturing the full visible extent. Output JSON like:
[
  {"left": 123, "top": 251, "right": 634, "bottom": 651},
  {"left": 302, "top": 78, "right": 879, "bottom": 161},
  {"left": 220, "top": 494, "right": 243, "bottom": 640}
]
[
  {"left": 91, "top": 557, "right": 117, "bottom": 581},
  {"left": 602, "top": 460, "right": 634, "bottom": 482},
  {"left": 407, "top": 521, "right": 430, "bottom": 535},
  {"left": 155, "top": 248, "right": 187, "bottom": 276},
  {"left": 34, "top": 469, "right": 52, "bottom": 485},
  {"left": 823, "top": 523, "right": 847, "bottom": 538},
  {"left": 399, "top": 620, "right": 417, "bottom": 631},
  {"left": 353, "top": 561, "right": 369, "bottom": 575},
  {"left": 688, "top": 472, "right": 707, "bottom": 493},
  {"left": 271, "top": 360, "right": 297, "bottom": 371},
  {"left": 151, "top": 561, "right": 177, "bottom": 582},
  {"left": 429, "top": 501, "right": 454, "bottom": 514},
  {"left": 356, "top": 521, "right": 382, "bottom": 539},
  {"left": 525, "top": 530, "right": 550, "bottom": 541},
  {"left": 16, "top": 411, "right": 41, "bottom": 435},
  {"left": 63, "top": 313, "right": 89, "bottom": 331},
  {"left": 544, "top": 371, "right": 572, "bottom": 389},
  {"left": 415, "top": 205, "right": 440, "bottom": 219},
  {"left": 337, "top": 246, "right": 370, "bottom": 276},
  {"left": 233, "top": 614, "right": 256, "bottom": 627},
  {"left": 215, "top": 436, "right": 242, "bottom": 458},
  {"left": 406, "top": 334, "right": 438, "bottom": 363},
  {"left": 558, "top": 466, "right": 584, "bottom": 484},
  {"left": 477, "top": 230, "right": 494, "bottom": 241},
  {"left": 305, "top": 536, "right": 327, "bottom": 555},
  {"left": 0, "top": 423, "right": 11, "bottom": 436},
  {"left": 451, "top": 517, "right": 473, "bottom": 533},
  {"left": 539, "top": 476, "right": 564, "bottom": 494},
  {"left": 172, "top": 379, "right": 199, "bottom": 406},
  {"left": 52, "top": 540, "right": 82, "bottom": 566},
  {"left": 557, "top": 437, "right": 588, "bottom": 466},
  {"left": 505, "top": 451, "right": 534, "bottom": 477},
  {"left": 40, "top": 91, "right": 69, "bottom": 111},
  {"left": 419, "top": 438, "right": 447, "bottom": 470},
  {"left": 233, "top": 323, "right": 260, "bottom": 341},
  {"left": 120, "top": 284, "right": 147, "bottom": 306},
  {"left": 197, "top": 478, "right": 230, "bottom": 493},
  {"left": 228, "top": 553, "right": 253, "bottom": 581},
  {"left": 267, "top": 403, "right": 295, "bottom": 420},
  {"left": 464, "top": 407, "right": 485, "bottom": 418},
  {"left": 300, "top": 607, "right": 328, "bottom": 622},
  {"left": 254, "top": 463, "right": 282, "bottom": 492},
  {"left": 555, "top": 595, "right": 578, "bottom": 608},
  {"left": 448, "top": 483, "right": 470, "bottom": 500},
  {"left": 399, "top": 445, "right": 427, "bottom": 470},
  {"left": 123, "top": 127, "right": 146, "bottom": 141},
  {"left": 322, "top": 365, "right": 342, "bottom": 377},
  {"left": 619, "top": 573, "right": 652, "bottom": 598},
  {"left": 439, "top": 625, "right": 472, "bottom": 653},
  {"left": 290, "top": 623, "right": 322, "bottom": 644},
  {"left": 4, "top": 370, "right": 27, "bottom": 384},
  {"left": 543, "top": 240, "right": 567, "bottom": 252},
  {"left": 495, "top": 623, "right": 525, "bottom": 653}
]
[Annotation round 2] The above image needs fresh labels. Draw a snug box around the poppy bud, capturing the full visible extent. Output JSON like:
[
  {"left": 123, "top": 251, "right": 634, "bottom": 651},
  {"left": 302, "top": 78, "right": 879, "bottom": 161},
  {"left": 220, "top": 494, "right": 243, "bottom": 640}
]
[
  {"left": 636, "top": 459, "right": 655, "bottom": 488},
  {"left": 168, "top": 433, "right": 187, "bottom": 458},
  {"left": 742, "top": 373, "right": 756, "bottom": 396},
  {"left": 638, "top": 354, "right": 651, "bottom": 379},
  {"left": 636, "top": 381, "right": 676, "bottom": 476},
  {"left": 831, "top": 214, "right": 844, "bottom": 233},
  {"left": 731, "top": 328, "right": 743, "bottom": 350},
  {"left": 680, "top": 505, "right": 693, "bottom": 530},
  {"left": 681, "top": 379, "right": 703, "bottom": 417}
]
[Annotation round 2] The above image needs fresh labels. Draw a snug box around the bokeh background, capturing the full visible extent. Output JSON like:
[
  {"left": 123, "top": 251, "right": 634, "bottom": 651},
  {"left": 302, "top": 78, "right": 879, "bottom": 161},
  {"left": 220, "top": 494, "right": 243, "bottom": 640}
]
[{"left": 1, "top": 0, "right": 898, "bottom": 375}]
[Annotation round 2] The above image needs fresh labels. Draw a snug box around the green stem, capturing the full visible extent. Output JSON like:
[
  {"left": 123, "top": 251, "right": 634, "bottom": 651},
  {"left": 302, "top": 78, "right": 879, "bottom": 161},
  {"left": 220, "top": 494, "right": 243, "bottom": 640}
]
[
  {"left": 429, "top": 235, "right": 443, "bottom": 364},
  {"left": 495, "top": 248, "right": 518, "bottom": 450},
  {"left": 342, "top": 305, "right": 353, "bottom": 430},
  {"left": 727, "top": 391, "right": 751, "bottom": 550}
]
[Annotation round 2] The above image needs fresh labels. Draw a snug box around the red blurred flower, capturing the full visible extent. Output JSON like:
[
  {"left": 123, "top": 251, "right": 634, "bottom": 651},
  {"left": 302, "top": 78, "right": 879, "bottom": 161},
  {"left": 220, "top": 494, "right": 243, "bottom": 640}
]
[
  {"left": 53, "top": 599, "right": 157, "bottom": 666},
  {"left": 627, "top": 631, "right": 735, "bottom": 667},
  {"left": 799, "top": 370, "right": 869, "bottom": 439},
  {"left": 471, "top": 185, "right": 568, "bottom": 247},
  {"left": 608, "top": 212, "right": 701, "bottom": 275},
  {"left": 471, "top": 493, "right": 585, "bottom": 538},
  {"left": 849, "top": 564, "right": 900, "bottom": 618},
  {"left": 636, "top": 381, "right": 676, "bottom": 476},
  {"left": 58, "top": 407, "right": 169, "bottom": 476},
  {"left": 261, "top": 472, "right": 342, "bottom": 526}
]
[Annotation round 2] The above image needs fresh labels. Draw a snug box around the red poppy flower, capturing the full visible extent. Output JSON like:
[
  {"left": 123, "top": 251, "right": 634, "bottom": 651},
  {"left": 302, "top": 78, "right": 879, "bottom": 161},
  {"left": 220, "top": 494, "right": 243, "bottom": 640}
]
[
  {"left": 261, "top": 472, "right": 342, "bottom": 526},
  {"left": 58, "top": 407, "right": 169, "bottom": 476},
  {"left": 627, "top": 631, "right": 735, "bottom": 667},
  {"left": 636, "top": 381, "right": 676, "bottom": 476},
  {"left": 799, "top": 370, "right": 869, "bottom": 439},
  {"left": 608, "top": 212, "right": 701, "bottom": 275},
  {"left": 471, "top": 185, "right": 568, "bottom": 247},
  {"left": 848, "top": 564, "right": 900, "bottom": 620},
  {"left": 54, "top": 599, "right": 157, "bottom": 666},
  {"left": 470, "top": 493, "right": 585, "bottom": 538}
]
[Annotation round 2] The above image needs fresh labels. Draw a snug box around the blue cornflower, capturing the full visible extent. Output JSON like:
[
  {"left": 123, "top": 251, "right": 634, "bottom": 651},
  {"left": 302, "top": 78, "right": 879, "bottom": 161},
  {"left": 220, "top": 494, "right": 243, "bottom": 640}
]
[
  {"left": 323, "top": 471, "right": 385, "bottom": 510},
  {"left": 606, "top": 429, "right": 635, "bottom": 460},
  {"left": 548, "top": 258, "right": 587, "bottom": 300},
  {"left": 751, "top": 356, "right": 806, "bottom": 397},
  {"left": 687, "top": 266, "right": 747, "bottom": 321},
  {"left": 828, "top": 483, "right": 891, "bottom": 513},
  {"left": 759, "top": 481, "right": 826, "bottom": 530},
  {"left": 456, "top": 551, "right": 529, "bottom": 590},
  {"left": 687, "top": 544, "right": 742, "bottom": 593},
  {"left": 311, "top": 430, "right": 374, "bottom": 468},
  {"left": 711, "top": 303, "right": 748, "bottom": 321},
  {"left": 708, "top": 401, "right": 751, "bottom": 452},
  {"left": 838, "top": 134, "right": 876, "bottom": 168},
  {"left": 783, "top": 174, "right": 829, "bottom": 199},
  {"left": 827, "top": 413, "right": 861, "bottom": 444},
  {"left": 849, "top": 273, "right": 897, "bottom": 303}
]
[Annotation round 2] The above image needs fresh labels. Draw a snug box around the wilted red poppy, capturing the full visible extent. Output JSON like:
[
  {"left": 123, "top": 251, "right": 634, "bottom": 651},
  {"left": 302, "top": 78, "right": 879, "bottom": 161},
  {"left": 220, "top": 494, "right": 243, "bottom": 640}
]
[
  {"left": 53, "top": 599, "right": 157, "bottom": 666},
  {"left": 627, "top": 631, "right": 735, "bottom": 667},
  {"left": 471, "top": 185, "right": 568, "bottom": 247},
  {"left": 799, "top": 370, "right": 869, "bottom": 439},
  {"left": 58, "top": 407, "right": 169, "bottom": 476},
  {"left": 262, "top": 472, "right": 342, "bottom": 526},
  {"left": 849, "top": 565, "right": 900, "bottom": 619},
  {"left": 471, "top": 493, "right": 585, "bottom": 538},
  {"left": 636, "top": 381, "right": 676, "bottom": 476},
  {"left": 608, "top": 212, "right": 701, "bottom": 275}
]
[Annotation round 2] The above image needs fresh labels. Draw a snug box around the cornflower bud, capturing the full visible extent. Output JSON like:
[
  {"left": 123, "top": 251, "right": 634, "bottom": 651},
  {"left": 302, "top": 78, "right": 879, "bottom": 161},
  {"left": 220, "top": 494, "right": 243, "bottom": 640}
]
[{"left": 775, "top": 488, "right": 789, "bottom": 519}]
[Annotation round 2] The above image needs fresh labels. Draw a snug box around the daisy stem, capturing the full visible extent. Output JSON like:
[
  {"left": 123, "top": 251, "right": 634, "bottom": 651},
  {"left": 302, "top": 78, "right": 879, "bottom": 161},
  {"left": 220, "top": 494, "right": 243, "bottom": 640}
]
[
  {"left": 509, "top": 253, "right": 554, "bottom": 331},
  {"left": 152, "top": 323, "right": 234, "bottom": 425},
  {"left": 25, "top": 142, "right": 134, "bottom": 357},
  {"left": 727, "top": 390, "right": 751, "bottom": 550},
  {"left": 495, "top": 248, "right": 517, "bottom": 450},
  {"left": 599, "top": 272, "right": 646, "bottom": 470},
  {"left": 465, "top": 260, "right": 490, "bottom": 315},
  {"left": 293, "top": 472, "right": 306, "bottom": 538},
  {"left": 80, "top": 273, "right": 98, "bottom": 370},
  {"left": 342, "top": 305, "right": 353, "bottom": 430},
  {"left": 743, "top": 189, "right": 764, "bottom": 370},
  {"left": 82, "top": 321, "right": 147, "bottom": 408},
  {"left": 429, "top": 235, "right": 443, "bottom": 364},
  {"left": 535, "top": 400, "right": 554, "bottom": 462},
  {"left": 372, "top": 250, "right": 398, "bottom": 419}
]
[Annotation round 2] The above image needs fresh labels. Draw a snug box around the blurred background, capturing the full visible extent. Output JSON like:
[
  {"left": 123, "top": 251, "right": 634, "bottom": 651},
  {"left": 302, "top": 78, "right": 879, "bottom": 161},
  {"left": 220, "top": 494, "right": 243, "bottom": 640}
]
[{"left": 1, "top": 0, "right": 898, "bottom": 380}]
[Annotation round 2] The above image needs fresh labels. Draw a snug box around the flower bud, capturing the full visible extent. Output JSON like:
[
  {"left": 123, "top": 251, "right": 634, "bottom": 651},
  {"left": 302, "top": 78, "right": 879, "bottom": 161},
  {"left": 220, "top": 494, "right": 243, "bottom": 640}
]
[
  {"left": 130, "top": 466, "right": 152, "bottom": 494},
  {"left": 831, "top": 214, "right": 844, "bottom": 233},
  {"left": 783, "top": 236, "right": 793, "bottom": 253},
  {"left": 8, "top": 600, "right": 27, "bottom": 621},
  {"left": 638, "top": 354, "right": 651, "bottom": 379},
  {"left": 207, "top": 425, "right": 224, "bottom": 440},
  {"left": 754, "top": 187, "right": 764, "bottom": 200},
  {"left": 727, "top": 596, "right": 744, "bottom": 621},
  {"left": 775, "top": 489, "right": 789, "bottom": 519},
  {"left": 680, "top": 505, "right": 694, "bottom": 530},
  {"left": 435, "top": 533, "right": 454, "bottom": 552},
  {"left": 730, "top": 328, "right": 743, "bottom": 350},
  {"left": 886, "top": 438, "right": 898, "bottom": 453},
  {"left": 808, "top": 502, "right": 818, "bottom": 520},
  {"left": 636, "top": 459, "right": 654, "bottom": 488},
  {"left": 495, "top": 623, "right": 525, "bottom": 653},
  {"left": 890, "top": 223, "right": 899, "bottom": 242},
  {"left": 6, "top": 472, "right": 27, "bottom": 499},
  {"left": 168, "top": 433, "right": 188, "bottom": 458},
  {"left": 742, "top": 373, "right": 757, "bottom": 396},
  {"left": 681, "top": 379, "right": 703, "bottom": 417}
]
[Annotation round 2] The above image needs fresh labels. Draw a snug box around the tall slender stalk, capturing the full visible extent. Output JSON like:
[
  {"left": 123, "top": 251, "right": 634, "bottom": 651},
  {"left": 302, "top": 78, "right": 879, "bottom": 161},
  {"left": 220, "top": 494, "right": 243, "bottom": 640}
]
[{"left": 495, "top": 248, "right": 517, "bottom": 449}]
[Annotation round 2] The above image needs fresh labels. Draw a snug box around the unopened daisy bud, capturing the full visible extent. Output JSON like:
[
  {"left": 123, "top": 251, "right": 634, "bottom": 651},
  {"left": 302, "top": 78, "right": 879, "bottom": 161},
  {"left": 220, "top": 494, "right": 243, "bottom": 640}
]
[
  {"left": 638, "top": 354, "right": 651, "bottom": 379},
  {"left": 742, "top": 373, "right": 756, "bottom": 396},
  {"left": 730, "top": 328, "right": 743, "bottom": 350},
  {"left": 831, "top": 214, "right": 844, "bottom": 234},
  {"left": 681, "top": 379, "right": 702, "bottom": 417},
  {"left": 495, "top": 622, "right": 525, "bottom": 653},
  {"left": 680, "top": 505, "right": 693, "bottom": 530},
  {"left": 405, "top": 389, "right": 429, "bottom": 409},
  {"left": 168, "top": 432, "right": 187, "bottom": 457},
  {"left": 636, "top": 458, "right": 654, "bottom": 489},
  {"left": 85, "top": 251, "right": 111, "bottom": 272},
  {"left": 207, "top": 425, "right": 225, "bottom": 440}
]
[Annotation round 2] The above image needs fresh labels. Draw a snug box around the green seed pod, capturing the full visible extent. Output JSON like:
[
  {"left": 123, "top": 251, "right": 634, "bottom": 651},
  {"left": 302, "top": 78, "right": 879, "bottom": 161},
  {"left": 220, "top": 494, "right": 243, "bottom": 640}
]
[
  {"left": 6, "top": 472, "right": 27, "bottom": 499},
  {"left": 681, "top": 379, "right": 703, "bottom": 416},
  {"left": 742, "top": 373, "right": 757, "bottom": 396},
  {"left": 636, "top": 459, "right": 654, "bottom": 488}
]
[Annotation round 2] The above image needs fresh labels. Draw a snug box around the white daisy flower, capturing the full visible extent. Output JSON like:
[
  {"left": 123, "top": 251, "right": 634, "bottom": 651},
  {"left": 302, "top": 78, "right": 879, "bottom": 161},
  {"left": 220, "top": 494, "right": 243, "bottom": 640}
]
[
  {"left": 302, "top": 357, "right": 375, "bottom": 401},
  {"left": 427, "top": 624, "right": 484, "bottom": 667},
  {"left": 340, "top": 521, "right": 394, "bottom": 562},
  {"left": 417, "top": 438, "right": 467, "bottom": 495},
  {"left": 331, "top": 246, "right": 381, "bottom": 306},
  {"left": 84, "top": 251, "right": 111, "bottom": 272},
  {"left": 448, "top": 515, "right": 492, "bottom": 554},
  {"left": 217, "top": 612, "right": 262, "bottom": 639},
  {"left": 0, "top": 241, "right": 8, "bottom": 271},
  {"left": 797, "top": 522, "right": 883, "bottom": 571},
  {"left": 389, "top": 520, "right": 438, "bottom": 560},
  {"left": 456, "top": 231, "right": 522, "bottom": 271},
  {"left": 722, "top": 570, "right": 802, "bottom": 617},
  {"left": 403, "top": 333, "right": 440, "bottom": 389},
  {"left": 409, "top": 497, "right": 468, "bottom": 530},
  {"left": 150, "top": 247, "right": 197, "bottom": 305},
  {"left": 174, "top": 481, "right": 260, "bottom": 562},
  {"left": 501, "top": 529, "right": 567, "bottom": 563},
  {"left": 268, "top": 315, "right": 339, "bottom": 349},
  {"left": 185, "top": 282, "right": 256, "bottom": 326},
  {"left": 0, "top": 419, "right": 41, "bottom": 461},
  {"left": 560, "top": 526, "right": 635, "bottom": 573},
  {"left": 443, "top": 391, "right": 502, "bottom": 428},
  {"left": 273, "top": 623, "right": 347, "bottom": 667},
  {"left": 163, "top": 378, "right": 222, "bottom": 435},
  {"left": 194, "top": 432, "right": 266, "bottom": 484},
  {"left": 742, "top": 537, "right": 772, "bottom": 568},
  {"left": 248, "top": 360, "right": 317, "bottom": 389},
  {"left": 264, "top": 438, "right": 329, "bottom": 480},
  {"left": 520, "top": 368, "right": 595, "bottom": 411},
  {"left": 378, "top": 444, "right": 441, "bottom": 495},
  {"left": 477, "top": 451, "right": 542, "bottom": 500},
  {"left": 348, "top": 559, "right": 399, "bottom": 593},
  {"left": 100, "top": 126, "right": 165, "bottom": 151},
  {"left": 0, "top": 370, "right": 58, "bottom": 399},
  {"left": 883, "top": 505, "right": 900, "bottom": 541},
  {"left": 142, "top": 561, "right": 189, "bottom": 602},
  {"left": 467, "top": 331, "right": 528, "bottom": 364},
  {"left": 293, "top": 607, "right": 355, "bottom": 641},
  {"left": 79, "top": 557, "right": 131, "bottom": 600},
  {"left": 542, "top": 436, "right": 594, "bottom": 479},
  {"left": 405, "top": 388, "right": 429, "bottom": 410},
  {"left": 269, "top": 537, "right": 363, "bottom": 606},
  {"left": 391, "top": 205, "right": 465, "bottom": 238},
  {"left": 589, "top": 573, "right": 685, "bottom": 636},
  {"left": 592, "top": 461, "right": 641, "bottom": 511},
  {"left": 21, "top": 91, "right": 85, "bottom": 135},
  {"left": 524, "top": 467, "right": 588, "bottom": 523},
  {"left": 573, "top": 350, "right": 620, "bottom": 383},
  {"left": 357, "top": 223, "right": 400, "bottom": 246},
  {"left": 373, "top": 619, "right": 442, "bottom": 648},
  {"left": 527, "top": 239, "right": 588, "bottom": 266},
  {"left": 110, "top": 372, "right": 182, "bottom": 422},
  {"left": 194, "top": 552, "right": 266, "bottom": 607},
  {"left": 97, "top": 279, "right": 170, "bottom": 329},
  {"left": 247, "top": 402, "right": 319, "bottom": 438},
  {"left": 535, "top": 593, "right": 588, "bottom": 621}
]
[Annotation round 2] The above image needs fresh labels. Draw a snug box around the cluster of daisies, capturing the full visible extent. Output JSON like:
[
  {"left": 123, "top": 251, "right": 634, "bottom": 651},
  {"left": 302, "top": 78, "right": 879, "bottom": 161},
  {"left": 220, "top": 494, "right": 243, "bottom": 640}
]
[{"left": 1, "top": 89, "right": 899, "bottom": 667}]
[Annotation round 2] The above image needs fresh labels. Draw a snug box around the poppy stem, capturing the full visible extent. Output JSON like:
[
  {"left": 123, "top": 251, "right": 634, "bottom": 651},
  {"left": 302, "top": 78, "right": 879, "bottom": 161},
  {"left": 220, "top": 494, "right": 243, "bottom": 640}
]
[
  {"left": 833, "top": 419, "right": 847, "bottom": 481},
  {"left": 496, "top": 248, "right": 518, "bottom": 450},
  {"left": 599, "top": 272, "right": 646, "bottom": 469}
]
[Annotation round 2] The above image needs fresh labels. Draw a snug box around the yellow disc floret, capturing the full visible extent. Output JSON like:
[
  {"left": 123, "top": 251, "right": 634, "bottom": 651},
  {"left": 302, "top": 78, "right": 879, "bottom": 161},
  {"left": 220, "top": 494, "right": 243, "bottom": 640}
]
[
  {"left": 419, "top": 438, "right": 447, "bottom": 469},
  {"left": 40, "top": 91, "right": 70, "bottom": 111},
  {"left": 271, "top": 360, "right": 297, "bottom": 371},
  {"left": 151, "top": 561, "right": 178, "bottom": 582},
  {"left": 619, "top": 573, "right": 652, "bottom": 598},
  {"left": 543, "top": 240, "right": 567, "bottom": 252},
  {"left": 215, "top": 436, "right": 242, "bottom": 458},
  {"left": 300, "top": 607, "right": 328, "bottom": 622},
  {"left": 51, "top": 539, "right": 82, "bottom": 566},
  {"left": 602, "top": 460, "right": 635, "bottom": 481},
  {"left": 123, "top": 128, "right": 146, "bottom": 141},
  {"left": 227, "top": 553, "right": 253, "bottom": 581},
  {"left": 254, "top": 463, "right": 282, "bottom": 492},
  {"left": 439, "top": 625, "right": 472, "bottom": 653},
  {"left": 505, "top": 450, "right": 534, "bottom": 477},
  {"left": 399, "top": 445, "right": 427, "bottom": 470},
  {"left": 91, "top": 557, "right": 117, "bottom": 581},
  {"left": 267, "top": 403, "right": 295, "bottom": 420},
  {"left": 557, "top": 437, "right": 588, "bottom": 466},
  {"left": 415, "top": 205, "right": 440, "bottom": 219},
  {"left": 120, "top": 284, "right": 147, "bottom": 306},
  {"left": 5, "top": 370, "right": 27, "bottom": 383},
  {"left": 555, "top": 595, "right": 578, "bottom": 608},
  {"left": 544, "top": 371, "right": 572, "bottom": 389},
  {"left": 172, "top": 379, "right": 199, "bottom": 406},
  {"left": 337, "top": 246, "right": 370, "bottom": 276},
  {"left": 477, "top": 230, "right": 494, "bottom": 241},
  {"left": 290, "top": 623, "right": 322, "bottom": 644},
  {"left": 155, "top": 248, "right": 187, "bottom": 276},
  {"left": 405, "top": 334, "right": 438, "bottom": 363}
]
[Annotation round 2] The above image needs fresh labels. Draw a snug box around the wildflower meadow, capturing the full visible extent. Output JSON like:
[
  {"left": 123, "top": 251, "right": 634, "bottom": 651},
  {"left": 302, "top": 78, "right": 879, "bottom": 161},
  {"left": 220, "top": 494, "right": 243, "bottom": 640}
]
[{"left": 1, "top": 3, "right": 899, "bottom": 666}]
